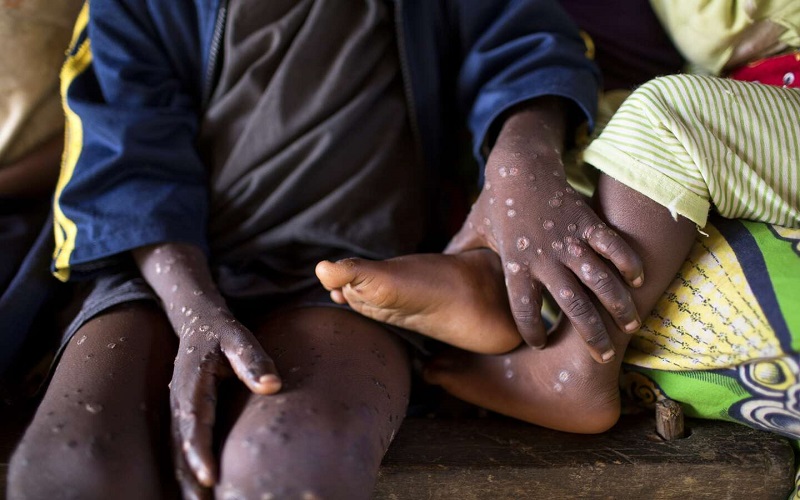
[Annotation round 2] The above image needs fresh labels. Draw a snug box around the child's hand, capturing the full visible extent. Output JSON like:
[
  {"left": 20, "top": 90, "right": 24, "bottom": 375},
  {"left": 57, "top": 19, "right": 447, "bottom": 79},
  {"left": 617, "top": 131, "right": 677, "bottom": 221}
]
[
  {"left": 133, "top": 243, "right": 281, "bottom": 491},
  {"left": 168, "top": 295, "right": 280, "bottom": 492},
  {"left": 447, "top": 99, "right": 644, "bottom": 363}
]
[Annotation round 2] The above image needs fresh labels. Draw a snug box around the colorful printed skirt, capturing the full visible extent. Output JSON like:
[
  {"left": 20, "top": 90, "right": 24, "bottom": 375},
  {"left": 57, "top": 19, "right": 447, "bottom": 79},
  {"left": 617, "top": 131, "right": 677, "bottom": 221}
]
[{"left": 619, "top": 214, "right": 800, "bottom": 496}]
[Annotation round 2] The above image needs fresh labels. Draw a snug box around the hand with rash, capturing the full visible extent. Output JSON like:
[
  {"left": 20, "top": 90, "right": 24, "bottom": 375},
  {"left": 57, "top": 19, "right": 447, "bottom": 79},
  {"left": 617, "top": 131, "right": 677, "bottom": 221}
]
[
  {"left": 133, "top": 243, "right": 281, "bottom": 498},
  {"left": 447, "top": 97, "right": 644, "bottom": 363}
]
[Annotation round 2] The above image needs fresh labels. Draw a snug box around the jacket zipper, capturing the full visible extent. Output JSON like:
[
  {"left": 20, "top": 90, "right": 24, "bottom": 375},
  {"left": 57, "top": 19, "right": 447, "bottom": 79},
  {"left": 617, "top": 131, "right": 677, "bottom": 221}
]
[{"left": 202, "top": 0, "right": 229, "bottom": 107}]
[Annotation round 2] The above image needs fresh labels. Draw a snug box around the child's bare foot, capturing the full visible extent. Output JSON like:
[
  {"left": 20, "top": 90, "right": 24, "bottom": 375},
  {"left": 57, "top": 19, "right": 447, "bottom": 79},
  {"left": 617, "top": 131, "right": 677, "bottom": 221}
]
[
  {"left": 315, "top": 250, "right": 522, "bottom": 354},
  {"left": 318, "top": 248, "right": 625, "bottom": 433},
  {"left": 424, "top": 320, "right": 623, "bottom": 434}
]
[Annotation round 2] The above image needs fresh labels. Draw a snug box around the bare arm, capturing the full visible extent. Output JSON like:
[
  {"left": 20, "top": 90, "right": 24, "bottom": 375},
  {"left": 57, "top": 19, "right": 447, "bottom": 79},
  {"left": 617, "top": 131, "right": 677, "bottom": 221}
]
[
  {"left": 447, "top": 97, "right": 643, "bottom": 363},
  {"left": 133, "top": 243, "right": 281, "bottom": 495}
]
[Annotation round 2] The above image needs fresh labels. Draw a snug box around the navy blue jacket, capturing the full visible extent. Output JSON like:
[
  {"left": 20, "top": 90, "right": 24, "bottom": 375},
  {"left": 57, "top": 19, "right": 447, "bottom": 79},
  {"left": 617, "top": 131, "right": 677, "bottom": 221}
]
[{"left": 52, "top": 0, "right": 599, "bottom": 280}]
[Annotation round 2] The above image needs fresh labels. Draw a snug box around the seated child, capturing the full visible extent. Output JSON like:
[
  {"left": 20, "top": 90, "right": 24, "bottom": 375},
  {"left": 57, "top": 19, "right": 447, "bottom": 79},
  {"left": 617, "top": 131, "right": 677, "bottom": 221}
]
[{"left": 8, "top": 1, "right": 604, "bottom": 498}]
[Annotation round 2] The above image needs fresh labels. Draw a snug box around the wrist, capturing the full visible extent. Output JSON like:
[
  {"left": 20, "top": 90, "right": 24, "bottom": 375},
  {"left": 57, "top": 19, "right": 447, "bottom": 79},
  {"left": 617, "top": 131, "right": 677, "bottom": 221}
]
[
  {"left": 165, "top": 291, "right": 235, "bottom": 344},
  {"left": 496, "top": 97, "right": 567, "bottom": 148}
]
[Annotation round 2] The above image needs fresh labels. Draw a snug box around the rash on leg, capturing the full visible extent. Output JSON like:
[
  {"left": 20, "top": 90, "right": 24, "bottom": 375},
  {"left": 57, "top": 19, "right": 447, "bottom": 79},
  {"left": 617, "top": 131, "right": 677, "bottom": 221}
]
[
  {"left": 8, "top": 302, "right": 176, "bottom": 500},
  {"left": 215, "top": 307, "right": 411, "bottom": 500}
]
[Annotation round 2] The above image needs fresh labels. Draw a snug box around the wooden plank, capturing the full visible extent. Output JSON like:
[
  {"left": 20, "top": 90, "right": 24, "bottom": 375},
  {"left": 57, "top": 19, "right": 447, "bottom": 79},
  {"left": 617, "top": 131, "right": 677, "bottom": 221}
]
[
  {"left": 376, "top": 415, "right": 795, "bottom": 499},
  {"left": 1, "top": 408, "right": 794, "bottom": 499}
]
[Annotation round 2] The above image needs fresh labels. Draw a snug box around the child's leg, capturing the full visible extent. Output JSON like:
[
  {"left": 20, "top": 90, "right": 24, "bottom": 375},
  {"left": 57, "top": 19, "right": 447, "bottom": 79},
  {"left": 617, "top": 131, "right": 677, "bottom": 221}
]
[
  {"left": 316, "top": 250, "right": 521, "bottom": 354},
  {"left": 7, "top": 301, "right": 175, "bottom": 499},
  {"left": 215, "top": 306, "right": 410, "bottom": 499},
  {"left": 317, "top": 174, "right": 696, "bottom": 432}
]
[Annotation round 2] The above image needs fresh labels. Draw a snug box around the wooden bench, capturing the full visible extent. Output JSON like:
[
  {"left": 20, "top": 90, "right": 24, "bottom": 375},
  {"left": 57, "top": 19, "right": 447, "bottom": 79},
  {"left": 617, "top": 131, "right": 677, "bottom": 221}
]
[{"left": 2, "top": 405, "right": 794, "bottom": 499}]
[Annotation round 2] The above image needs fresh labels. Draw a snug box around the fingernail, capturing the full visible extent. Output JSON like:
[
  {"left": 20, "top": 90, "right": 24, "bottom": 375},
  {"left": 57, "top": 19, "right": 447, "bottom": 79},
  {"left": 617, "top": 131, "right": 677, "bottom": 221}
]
[
  {"left": 259, "top": 374, "right": 279, "bottom": 384},
  {"left": 624, "top": 320, "right": 640, "bottom": 333},
  {"left": 631, "top": 274, "right": 644, "bottom": 288},
  {"left": 601, "top": 349, "right": 615, "bottom": 362},
  {"left": 196, "top": 467, "right": 213, "bottom": 486}
]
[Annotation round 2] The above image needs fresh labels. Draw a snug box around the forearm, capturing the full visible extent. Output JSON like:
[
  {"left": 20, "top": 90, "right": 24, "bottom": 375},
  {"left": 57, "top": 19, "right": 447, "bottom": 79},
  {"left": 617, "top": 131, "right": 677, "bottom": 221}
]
[
  {"left": 132, "top": 242, "right": 229, "bottom": 333},
  {"left": 134, "top": 242, "right": 280, "bottom": 490}
]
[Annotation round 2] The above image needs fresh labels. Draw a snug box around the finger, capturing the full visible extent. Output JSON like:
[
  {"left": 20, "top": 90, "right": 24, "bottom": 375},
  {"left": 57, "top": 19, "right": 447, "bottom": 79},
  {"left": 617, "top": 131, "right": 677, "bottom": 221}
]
[
  {"left": 172, "top": 356, "right": 220, "bottom": 487},
  {"left": 566, "top": 242, "right": 641, "bottom": 334},
  {"left": 548, "top": 276, "right": 616, "bottom": 363},
  {"left": 220, "top": 328, "right": 282, "bottom": 395},
  {"left": 503, "top": 263, "right": 547, "bottom": 348},
  {"left": 584, "top": 223, "right": 644, "bottom": 287},
  {"left": 172, "top": 427, "right": 212, "bottom": 500}
]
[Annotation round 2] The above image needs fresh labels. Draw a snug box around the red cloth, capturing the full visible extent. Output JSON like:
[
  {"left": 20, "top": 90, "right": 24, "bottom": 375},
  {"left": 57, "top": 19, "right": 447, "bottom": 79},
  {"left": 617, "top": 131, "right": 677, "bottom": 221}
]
[{"left": 728, "top": 51, "right": 800, "bottom": 88}]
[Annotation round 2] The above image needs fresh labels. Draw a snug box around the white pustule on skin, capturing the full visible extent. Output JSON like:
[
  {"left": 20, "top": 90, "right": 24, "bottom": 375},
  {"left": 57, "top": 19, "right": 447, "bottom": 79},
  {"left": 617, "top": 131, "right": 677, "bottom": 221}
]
[{"left": 568, "top": 242, "right": 583, "bottom": 257}]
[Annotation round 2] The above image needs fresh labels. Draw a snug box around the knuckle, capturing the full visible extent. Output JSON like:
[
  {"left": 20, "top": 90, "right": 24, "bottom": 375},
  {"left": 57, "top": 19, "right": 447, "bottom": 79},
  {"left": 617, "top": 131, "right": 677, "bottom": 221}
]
[
  {"left": 565, "top": 239, "right": 588, "bottom": 259},
  {"left": 583, "top": 328, "right": 608, "bottom": 347},
  {"left": 593, "top": 272, "right": 620, "bottom": 296},
  {"left": 602, "top": 238, "right": 626, "bottom": 260},
  {"left": 582, "top": 221, "right": 606, "bottom": 240},
  {"left": 511, "top": 306, "right": 540, "bottom": 325},
  {"left": 176, "top": 409, "right": 197, "bottom": 431},
  {"left": 610, "top": 293, "right": 635, "bottom": 317},
  {"left": 563, "top": 297, "right": 594, "bottom": 319}
]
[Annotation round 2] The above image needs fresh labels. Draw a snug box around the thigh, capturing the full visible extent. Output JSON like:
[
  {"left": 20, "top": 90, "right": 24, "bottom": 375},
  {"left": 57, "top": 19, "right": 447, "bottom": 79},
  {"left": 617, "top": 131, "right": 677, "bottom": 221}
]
[
  {"left": 8, "top": 301, "right": 176, "bottom": 500},
  {"left": 216, "top": 306, "right": 411, "bottom": 500}
]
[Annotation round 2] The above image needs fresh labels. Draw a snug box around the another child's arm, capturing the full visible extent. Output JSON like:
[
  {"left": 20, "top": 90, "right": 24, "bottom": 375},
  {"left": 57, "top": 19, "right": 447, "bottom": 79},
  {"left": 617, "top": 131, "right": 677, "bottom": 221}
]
[
  {"left": 133, "top": 243, "right": 281, "bottom": 494},
  {"left": 448, "top": 97, "right": 643, "bottom": 363},
  {"left": 448, "top": 0, "right": 643, "bottom": 362}
]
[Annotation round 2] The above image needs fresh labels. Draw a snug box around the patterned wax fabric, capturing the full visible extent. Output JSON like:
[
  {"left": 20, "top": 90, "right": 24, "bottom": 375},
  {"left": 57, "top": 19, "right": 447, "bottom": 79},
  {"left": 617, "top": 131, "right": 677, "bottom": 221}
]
[
  {"left": 620, "top": 215, "right": 800, "bottom": 497},
  {"left": 568, "top": 71, "right": 800, "bottom": 497}
]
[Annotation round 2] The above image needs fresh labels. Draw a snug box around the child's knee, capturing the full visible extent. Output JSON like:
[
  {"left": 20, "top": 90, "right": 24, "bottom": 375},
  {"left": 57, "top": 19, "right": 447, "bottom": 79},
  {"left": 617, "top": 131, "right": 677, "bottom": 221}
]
[{"left": 8, "top": 438, "right": 157, "bottom": 500}]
